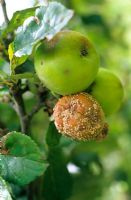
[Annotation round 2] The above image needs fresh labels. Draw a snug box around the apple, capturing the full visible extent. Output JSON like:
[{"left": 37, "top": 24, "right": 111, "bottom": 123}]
[
  {"left": 89, "top": 68, "right": 124, "bottom": 116},
  {"left": 34, "top": 30, "right": 99, "bottom": 95},
  {"left": 53, "top": 93, "right": 107, "bottom": 141}
]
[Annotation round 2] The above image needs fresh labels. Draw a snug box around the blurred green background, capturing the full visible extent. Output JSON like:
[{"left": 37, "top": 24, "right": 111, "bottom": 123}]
[{"left": 0, "top": 0, "right": 131, "bottom": 199}]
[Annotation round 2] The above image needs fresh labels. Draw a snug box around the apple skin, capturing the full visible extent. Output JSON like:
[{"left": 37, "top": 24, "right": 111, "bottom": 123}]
[
  {"left": 34, "top": 30, "right": 99, "bottom": 95},
  {"left": 53, "top": 93, "right": 107, "bottom": 141},
  {"left": 89, "top": 68, "right": 124, "bottom": 116}
]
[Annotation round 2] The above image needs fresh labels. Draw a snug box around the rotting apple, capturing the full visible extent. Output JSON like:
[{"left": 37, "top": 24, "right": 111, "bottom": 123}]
[{"left": 53, "top": 93, "right": 108, "bottom": 141}]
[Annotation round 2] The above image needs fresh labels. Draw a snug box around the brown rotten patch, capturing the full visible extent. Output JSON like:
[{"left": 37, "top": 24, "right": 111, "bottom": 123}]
[{"left": 53, "top": 93, "right": 108, "bottom": 141}]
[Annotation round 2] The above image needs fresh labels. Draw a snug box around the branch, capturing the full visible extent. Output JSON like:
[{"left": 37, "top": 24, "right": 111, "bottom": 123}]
[
  {"left": 0, "top": 0, "right": 9, "bottom": 26},
  {"left": 26, "top": 102, "right": 44, "bottom": 122},
  {"left": 37, "top": 85, "right": 55, "bottom": 116},
  {"left": 10, "top": 84, "right": 54, "bottom": 134},
  {"left": 10, "top": 84, "right": 28, "bottom": 133},
  {"left": 10, "top": 85, "right": 44, "bottom": 134}
]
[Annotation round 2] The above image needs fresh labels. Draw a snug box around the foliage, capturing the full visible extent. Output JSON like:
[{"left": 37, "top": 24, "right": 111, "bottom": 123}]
[
  {"left": 0, "top": 176, "right": 12, "bottom": 200},
  {"left": 43, "top": 122, "right": 72, "bottom": 200},
  {"left": 0, "top": 132, "right": 48, "bottom": 185}
]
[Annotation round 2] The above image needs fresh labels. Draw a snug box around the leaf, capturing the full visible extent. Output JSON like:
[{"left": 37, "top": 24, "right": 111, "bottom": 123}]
[
  {"left": 0, "top": 59, "right": 10, "bottom": 82},
  {"left": 8, "top": 43, "right": 28, "bottom": 71},
  {"left": 0, "top": 61, "right": 10, "bottom": 75},
  {"left": 0, "top": 70, "right": 8, "bottom": 82},
  {"left": 2, "top": 7, "right": 38, "bottom": 38},
  {"left": 15, "top": 60, "right": 35, "bottom": 74},
  {"left": 13, "top": 1, "right": 73, "bottom": 57},
  {"left": 43, "top": 148, "right": 72, "bottom": 200},
  {"left": 43, "top": 122, "right": 72, "bottom": 200},
  {"left": 10, "top": 73, "right": 37, "bottom": 80},
  {"left": 0, "top": 176, "right": 12, "bottom": 200},
  {"left": 0, "top": 132, "right": 48, "bottom": 186},
  {"left": 10, "top": 60, "right": 37, "bottom": 81},
  {"left": 46, "top": 122, "right": 61, "bottom": 147}
]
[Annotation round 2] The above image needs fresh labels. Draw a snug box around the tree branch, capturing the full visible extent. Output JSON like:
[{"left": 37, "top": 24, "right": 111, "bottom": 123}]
[
  {"left": 10, "top": 83, "right": 28, "bottom": 133},
  {"left": 10, "top": 83, "right": 55, "bottom": 134},
  {"left": 10, "top": 84, "right": 45, "bottom": 134},
  {"left": 26, "top": 102, "right": 44, "bottom": 122},
  {"left": 0, "top": 0, "right": 9, "bottom": 26}
]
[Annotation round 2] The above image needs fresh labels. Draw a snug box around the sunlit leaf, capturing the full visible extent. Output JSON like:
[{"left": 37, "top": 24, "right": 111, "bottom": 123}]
[
  {"left": 8, "top": 43, "right": 27, "bottom": 71},
  {"left": 0, "top": 59, "right": 10, "bottom": 83},
  {"left": 0, "top": 176, "right": 12, "bottom": 200},
  {"left": 2, "top": 7, "right": 38, "bottom": 37},
  {"left": 13, "top": 1, "right": 73, "bottom": 57}
]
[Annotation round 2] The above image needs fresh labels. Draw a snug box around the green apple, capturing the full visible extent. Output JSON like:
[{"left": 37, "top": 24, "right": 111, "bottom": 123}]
[
  {"left": 34, "top": 30, "right": 99, "bottom": 95},
  {"left": 89, "top": 68, "right": 124, "bottom": 116}
]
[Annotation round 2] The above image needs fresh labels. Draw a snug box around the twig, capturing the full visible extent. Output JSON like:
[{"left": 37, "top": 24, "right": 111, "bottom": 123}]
[
  {"left": 10, "top": 84, "right": 28, "bottom": 133},
  {"left": 10, "top": 83, "right": 54, "bottom": 134},
  {"left": 13, "top": 95, "right": 27, "bottom": 133},
  {"left": 37, "top": 85, "right": 55, "bottom": 116},
  {"left": 0, "top": 0, "right": 9, "bottom": 26},
  {"left": 26, "top": 102, "right": 44, "bottom": 122},
  {"left": 10, "top": 84, "right": 45, "bottom": 134}
]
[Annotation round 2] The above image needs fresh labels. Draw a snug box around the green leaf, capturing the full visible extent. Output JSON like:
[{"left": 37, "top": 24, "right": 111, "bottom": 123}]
[
  {"left": 13, "top": 1, "right": 73, "bottom": 57},
  {"left": 8, "top": 43, "right": 28, "bottom": 72},
  {"left": 46, "top": 122, "right": 61, "bottom": 147},
  {"left": 0, "top": 59, "right": 10, "bottom": 83},
  {"left": 0, "top": 176, "right": 12, "bottom": 200},
  {"left": 15, "top": 60, "right": 35, "bottom": 74},
  {"left": 10, "top": 60, "right": 37, "bottom": 81},
  {"left": 2, "top": 7, "right": 38, "bottom": 38},
  {"left": 0, "top": 59, "right": 10, "bottom": 75},
  {"left": 43, "top": 148, "right": 72, "bottom": 200},
  {"left": 0, "top": 132, "right": 48, "bottom": 186},
  {"left": 0, "top": 70, "right": 8, "bottom": 82},
  {"left": 10, "top": 73, "right": 37, "bottom": 80},
  {"left": 43, "top": 122, "right": 72, "bottom": 200}
]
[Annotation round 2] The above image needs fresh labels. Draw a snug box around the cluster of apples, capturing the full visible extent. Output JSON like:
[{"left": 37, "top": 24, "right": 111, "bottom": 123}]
[{"left": 34, "top": 31, "right": 124, "bottom": 141}]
